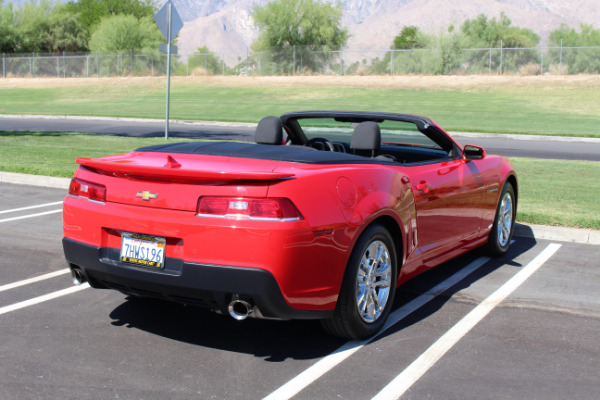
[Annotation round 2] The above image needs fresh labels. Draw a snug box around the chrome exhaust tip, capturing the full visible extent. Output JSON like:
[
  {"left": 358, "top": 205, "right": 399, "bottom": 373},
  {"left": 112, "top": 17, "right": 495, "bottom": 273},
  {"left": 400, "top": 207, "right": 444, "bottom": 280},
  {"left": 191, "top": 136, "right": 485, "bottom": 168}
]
[
  {"left": 228, "top": 296, "right": 253, "bottom": 321},
  {"left": 70, "top": 267, "right": 86, "bottom": 286}
]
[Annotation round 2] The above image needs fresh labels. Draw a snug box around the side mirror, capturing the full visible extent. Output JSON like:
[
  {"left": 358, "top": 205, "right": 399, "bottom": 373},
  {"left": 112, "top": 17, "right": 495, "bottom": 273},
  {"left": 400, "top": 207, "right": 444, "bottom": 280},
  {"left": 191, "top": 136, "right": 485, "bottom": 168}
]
[{"left": 463, "top": 144, "right": 486, "bottom": 160}]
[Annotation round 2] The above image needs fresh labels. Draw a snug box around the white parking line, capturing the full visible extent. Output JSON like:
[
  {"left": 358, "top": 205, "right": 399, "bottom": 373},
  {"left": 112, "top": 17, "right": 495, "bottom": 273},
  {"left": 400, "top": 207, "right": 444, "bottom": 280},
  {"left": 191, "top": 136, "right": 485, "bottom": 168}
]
[
  {"left": 0, "top": 268, "right": 71, "bottom": 293},
  {"left": 0, "top": 209, "right": 62, "bottom": 223},
  {"left": 372, "top": 243, "right": 561, "bottom": 400},
  {"left": 0, "top": 284, "right": 90, "bottom": 316},
  {"left": 0, "top": 201, "right": 63, "bottom": 215},
  {"left": 262, "top": 256, "right": 492, "bottom": 400}
]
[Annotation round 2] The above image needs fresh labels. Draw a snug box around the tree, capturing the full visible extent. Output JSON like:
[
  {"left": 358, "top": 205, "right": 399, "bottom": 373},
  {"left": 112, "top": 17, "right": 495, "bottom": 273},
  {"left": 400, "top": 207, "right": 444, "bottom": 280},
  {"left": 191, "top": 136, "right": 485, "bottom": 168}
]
[
  {"left": 88, "top": 14, "right": 162, "bottom": 52},
  {"left": 393, "top": 26, "right": 426, "bottom": 50},
  {"left": 43, "top": 5, "right": 88, "bottom": 52},
  {"left": 252, "top": 0, "right": 348, "bottom": 74},
  {"left": 0, "top": 1, "right": 18, "bottom": 52},
  {"left": 549, "top": 23, "right": 600, "bottom": 47},
  {"left": 0, "top": 0, "right": 87, "bottom": 53},
  {"left": 11, "top": 0, "right": 55, "bottom": 52},
  {"left": 426, "top": 26, "right": 468, "bottom": 74},
  {"left": 461, "top": 13, "right": 540, "bottom": 73},
  {"left": 548, "top": 24, "right": 600, "bottom": 73},
  {"left": 187, "top": 46, "right": 224, "bottom": 75},
  {"left": 66, "top": 0, "right": 157, "bottom": 34},
  {"left": 370, "top": 25, "right": 466, "bottom": 75}
]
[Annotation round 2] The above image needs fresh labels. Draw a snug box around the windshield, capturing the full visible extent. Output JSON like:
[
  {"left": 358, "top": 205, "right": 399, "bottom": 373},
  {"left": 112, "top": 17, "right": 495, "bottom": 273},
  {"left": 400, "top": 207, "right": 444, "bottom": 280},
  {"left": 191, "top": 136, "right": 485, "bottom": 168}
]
[{"left": 297, "top": 118, "right": 443, "bottom": 150}]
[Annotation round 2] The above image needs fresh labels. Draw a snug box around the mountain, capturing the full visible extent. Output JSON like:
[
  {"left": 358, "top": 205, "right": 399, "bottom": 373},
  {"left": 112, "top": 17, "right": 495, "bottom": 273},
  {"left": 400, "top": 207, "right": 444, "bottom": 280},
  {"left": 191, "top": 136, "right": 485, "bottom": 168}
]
[{"left": 168, "top": 0, "right": 600, "bottom": 59}]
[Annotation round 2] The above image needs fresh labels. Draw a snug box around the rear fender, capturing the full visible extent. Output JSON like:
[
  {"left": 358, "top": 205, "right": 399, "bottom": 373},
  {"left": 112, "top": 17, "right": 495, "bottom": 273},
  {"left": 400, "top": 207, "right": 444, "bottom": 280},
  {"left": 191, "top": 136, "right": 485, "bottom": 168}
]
[{"left": 345, "top": 186, "right": 416, "bottom": 272}]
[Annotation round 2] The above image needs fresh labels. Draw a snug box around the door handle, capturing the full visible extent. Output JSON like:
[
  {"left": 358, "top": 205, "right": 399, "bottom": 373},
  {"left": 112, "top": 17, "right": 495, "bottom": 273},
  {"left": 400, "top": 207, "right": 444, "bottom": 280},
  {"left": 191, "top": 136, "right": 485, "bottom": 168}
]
[{"left": 416, "top": 182, "right": 430, "bottom": 194}]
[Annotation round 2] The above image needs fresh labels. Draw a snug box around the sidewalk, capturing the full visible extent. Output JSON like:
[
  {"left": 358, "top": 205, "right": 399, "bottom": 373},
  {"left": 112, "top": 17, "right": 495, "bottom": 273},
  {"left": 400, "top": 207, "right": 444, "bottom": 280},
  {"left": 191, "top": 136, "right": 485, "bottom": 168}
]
[{"left": 2, "top": 171, "right": 598, "bottom": 246}]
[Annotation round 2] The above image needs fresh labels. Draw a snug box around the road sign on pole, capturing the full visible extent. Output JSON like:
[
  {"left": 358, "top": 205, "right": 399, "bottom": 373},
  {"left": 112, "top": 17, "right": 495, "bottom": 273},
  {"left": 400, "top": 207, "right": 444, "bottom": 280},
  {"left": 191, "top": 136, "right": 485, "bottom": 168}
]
[{"left": 154, "top": 0, "right": 183, "bottom": 140}]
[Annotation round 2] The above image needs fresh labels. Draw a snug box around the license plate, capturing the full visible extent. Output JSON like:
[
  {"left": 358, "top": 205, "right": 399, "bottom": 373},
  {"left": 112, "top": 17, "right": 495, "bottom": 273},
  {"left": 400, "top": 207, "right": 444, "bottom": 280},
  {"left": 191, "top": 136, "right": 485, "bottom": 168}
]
[{"left": 120, "top": 232, "right": 166, "bottom": 268}]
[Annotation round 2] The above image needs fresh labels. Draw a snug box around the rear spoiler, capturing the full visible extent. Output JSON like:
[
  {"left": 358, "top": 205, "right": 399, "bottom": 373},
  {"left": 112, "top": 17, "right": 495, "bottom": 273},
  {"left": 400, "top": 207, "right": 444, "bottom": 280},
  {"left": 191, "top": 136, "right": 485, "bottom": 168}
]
[{"left": 76, "top": 156, "right": 295, "bottom": 181}]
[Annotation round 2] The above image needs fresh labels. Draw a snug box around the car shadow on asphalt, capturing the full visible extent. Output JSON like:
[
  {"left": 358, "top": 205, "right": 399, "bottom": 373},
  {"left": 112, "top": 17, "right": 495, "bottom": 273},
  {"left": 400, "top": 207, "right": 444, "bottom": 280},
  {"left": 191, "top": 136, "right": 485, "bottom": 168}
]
[
  {"left": 108, "top": 296, "right": 346, "bottom": 362},
  {"left": 107, "top": 233, "right": 537, "bottom": 362},
  {"left": 377, "top": 232, "right": 538, "bottom": 341}
]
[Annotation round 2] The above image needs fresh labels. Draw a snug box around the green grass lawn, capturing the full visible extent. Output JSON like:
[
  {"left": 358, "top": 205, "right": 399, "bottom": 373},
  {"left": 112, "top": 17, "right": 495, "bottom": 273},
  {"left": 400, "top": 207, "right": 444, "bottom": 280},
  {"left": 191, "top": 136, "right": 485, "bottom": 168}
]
[
  {"left": 510, "top": 158, "right": 600, "bottom": 229},
  {"left": 0, "top": 131, "right": 189, "bottom": 177},
  {"left": 1, "top": 79, "right": 600, "bottom": 137},
  {"left": 1, "top": 131, "right": 598, "bottom": 229}
]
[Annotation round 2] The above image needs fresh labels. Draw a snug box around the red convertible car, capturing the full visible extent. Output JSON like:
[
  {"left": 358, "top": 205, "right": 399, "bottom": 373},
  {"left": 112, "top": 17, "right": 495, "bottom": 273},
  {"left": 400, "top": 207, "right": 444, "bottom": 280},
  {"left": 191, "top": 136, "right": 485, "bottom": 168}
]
[{"left": 63, "top": 111, "right": 517, "bottom": 339}]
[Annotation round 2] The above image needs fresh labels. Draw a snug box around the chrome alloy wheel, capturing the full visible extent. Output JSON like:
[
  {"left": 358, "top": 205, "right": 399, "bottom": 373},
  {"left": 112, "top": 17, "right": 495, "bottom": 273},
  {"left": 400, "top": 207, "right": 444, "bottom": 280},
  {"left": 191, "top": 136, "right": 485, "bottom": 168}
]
[
  {"left": 497, "top": 191, "right": 514, "bottom": 247},
  {"left": 356, "top": 240, "right": 392, "bottom": 323}
]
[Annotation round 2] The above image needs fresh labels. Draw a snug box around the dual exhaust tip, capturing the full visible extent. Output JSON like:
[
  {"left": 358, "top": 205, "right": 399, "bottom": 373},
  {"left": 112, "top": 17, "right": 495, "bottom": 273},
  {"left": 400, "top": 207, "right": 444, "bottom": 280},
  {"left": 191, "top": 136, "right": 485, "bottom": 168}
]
[
  {"left": 228, "top": 295, "right": 254, "bottom": 321},
  {"left": 70, "top": 266, "right": 87, "bottom": 286}
]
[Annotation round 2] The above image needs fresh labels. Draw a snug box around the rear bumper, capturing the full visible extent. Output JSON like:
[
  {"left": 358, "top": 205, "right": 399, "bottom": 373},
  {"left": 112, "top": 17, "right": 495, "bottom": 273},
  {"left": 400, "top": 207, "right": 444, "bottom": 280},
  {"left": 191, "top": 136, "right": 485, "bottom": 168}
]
[{"left": 63, "top": 238, "right": 332, "bottom": 320}]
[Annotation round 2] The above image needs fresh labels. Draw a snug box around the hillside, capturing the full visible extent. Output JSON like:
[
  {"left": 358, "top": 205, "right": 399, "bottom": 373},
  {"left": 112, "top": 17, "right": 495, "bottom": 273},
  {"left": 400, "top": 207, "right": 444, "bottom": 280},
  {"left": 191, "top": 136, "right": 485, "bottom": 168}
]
[{"left": 169, "top": 0, "right": 600, "bottom": 58}]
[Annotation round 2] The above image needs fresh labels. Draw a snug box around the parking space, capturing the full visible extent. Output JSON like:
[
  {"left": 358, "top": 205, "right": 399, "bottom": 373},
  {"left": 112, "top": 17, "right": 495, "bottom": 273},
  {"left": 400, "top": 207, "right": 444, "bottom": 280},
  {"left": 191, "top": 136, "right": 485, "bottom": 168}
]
[{"left": 1, "top": 182, "right": 598, "bottom": 399}]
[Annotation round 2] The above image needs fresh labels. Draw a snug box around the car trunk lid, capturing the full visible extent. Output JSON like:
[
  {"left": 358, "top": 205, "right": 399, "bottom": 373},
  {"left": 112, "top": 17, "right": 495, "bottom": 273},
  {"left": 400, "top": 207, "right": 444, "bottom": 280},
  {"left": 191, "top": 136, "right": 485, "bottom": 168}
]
[{"left": 75, "top": 152, "right": 295, "bottom": 212}]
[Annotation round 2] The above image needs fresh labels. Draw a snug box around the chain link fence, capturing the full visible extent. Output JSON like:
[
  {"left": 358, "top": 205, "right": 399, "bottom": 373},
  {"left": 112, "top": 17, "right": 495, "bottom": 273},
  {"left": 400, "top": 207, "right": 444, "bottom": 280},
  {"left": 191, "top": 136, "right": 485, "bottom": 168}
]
[{"left": 2, "top": 45, "right": 600, "bottom": 78}]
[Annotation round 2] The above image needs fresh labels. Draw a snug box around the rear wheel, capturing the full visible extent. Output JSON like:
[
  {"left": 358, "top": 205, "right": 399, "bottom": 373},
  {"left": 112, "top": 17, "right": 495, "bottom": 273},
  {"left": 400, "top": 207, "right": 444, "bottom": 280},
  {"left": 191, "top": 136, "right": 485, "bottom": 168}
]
[
  {"left": 486, "top": 182, "right": 516, "bottom": 257},
  {"left": 321, "top": 224, "right": 398, "bottom": 340}
]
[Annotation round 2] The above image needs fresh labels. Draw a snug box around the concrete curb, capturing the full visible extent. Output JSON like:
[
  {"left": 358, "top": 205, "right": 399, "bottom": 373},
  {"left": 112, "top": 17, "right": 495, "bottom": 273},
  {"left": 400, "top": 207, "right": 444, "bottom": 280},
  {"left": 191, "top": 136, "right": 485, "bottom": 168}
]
[
  {"left": 514, "top": 223, "right": 600, "bottom": 246},
  {"left": 0, "top": 171, "right": 70, "bottom": 189},
  {"left": 1, "top": 171, "right": 597, "bottom": 246},
  {"left": 450, "top": 131, "right": 600, "bottom": 144},
  {"left": 0, "top": 114, "right": 257, "bottom": 128}
]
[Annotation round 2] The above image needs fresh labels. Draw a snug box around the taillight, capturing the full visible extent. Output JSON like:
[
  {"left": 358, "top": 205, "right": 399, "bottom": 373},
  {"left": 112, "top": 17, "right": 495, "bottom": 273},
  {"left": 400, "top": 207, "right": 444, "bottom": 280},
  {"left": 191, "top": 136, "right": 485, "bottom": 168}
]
[
  {"left": 197, "top": 197, "right": 302, "bottom": 221},
  {"left": 69, "top": 178, "right": 106, "bottom": 203}
]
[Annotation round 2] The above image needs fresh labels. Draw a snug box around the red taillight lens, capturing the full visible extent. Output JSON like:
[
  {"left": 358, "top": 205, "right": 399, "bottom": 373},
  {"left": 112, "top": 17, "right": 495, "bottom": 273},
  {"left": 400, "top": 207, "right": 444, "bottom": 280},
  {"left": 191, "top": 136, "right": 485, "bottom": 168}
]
[
  {"left": 69, "top": 178, "right": 106, "bottom": 202},
  {"left": 197, "top": 197, "right": 301, "bottom": 220}
]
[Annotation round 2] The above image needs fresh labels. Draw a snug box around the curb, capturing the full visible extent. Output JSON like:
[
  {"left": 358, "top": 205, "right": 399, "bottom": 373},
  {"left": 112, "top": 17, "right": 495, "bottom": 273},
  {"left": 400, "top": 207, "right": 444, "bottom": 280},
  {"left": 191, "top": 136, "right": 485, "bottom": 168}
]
[
  {"left": 1, "top": 171, "right": 597, "bottom": 246},
  {"left": 514, "top": 223, "right": 600, "bottom": 246},
  {"left": 0, "top": 171, "right": 70, "bottom": 189},
  {"left": 0, "top": 114, "right": 257, "bottom": 128}
]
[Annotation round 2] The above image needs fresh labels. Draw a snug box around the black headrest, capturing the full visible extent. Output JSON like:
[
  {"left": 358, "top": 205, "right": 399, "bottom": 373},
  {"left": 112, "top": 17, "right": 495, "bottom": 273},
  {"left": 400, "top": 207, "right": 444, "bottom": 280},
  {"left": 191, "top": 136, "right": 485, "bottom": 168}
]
[
  {"left": 255, "top": 116, "right": 283, "bottom": 145},
  {"left": 350, "top": 121, "right": 381, "bottom": 151}
]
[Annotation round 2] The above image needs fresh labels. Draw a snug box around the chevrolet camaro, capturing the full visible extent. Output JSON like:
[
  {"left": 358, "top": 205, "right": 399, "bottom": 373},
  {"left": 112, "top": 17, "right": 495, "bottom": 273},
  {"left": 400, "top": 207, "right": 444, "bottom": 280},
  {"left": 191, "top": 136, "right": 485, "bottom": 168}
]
[{"left": 62, "top": 111, "right": 517, "bottom": 339}]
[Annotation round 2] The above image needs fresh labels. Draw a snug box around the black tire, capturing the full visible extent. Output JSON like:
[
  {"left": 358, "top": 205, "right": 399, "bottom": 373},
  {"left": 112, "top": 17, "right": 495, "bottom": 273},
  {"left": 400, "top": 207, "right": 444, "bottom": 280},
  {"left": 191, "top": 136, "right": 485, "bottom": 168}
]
[
  {"left": 486, "top": 182, "right": 516, "bottom": 257},
  {"left": 321, "top": 224, "right": 398, "bottom": 340}
]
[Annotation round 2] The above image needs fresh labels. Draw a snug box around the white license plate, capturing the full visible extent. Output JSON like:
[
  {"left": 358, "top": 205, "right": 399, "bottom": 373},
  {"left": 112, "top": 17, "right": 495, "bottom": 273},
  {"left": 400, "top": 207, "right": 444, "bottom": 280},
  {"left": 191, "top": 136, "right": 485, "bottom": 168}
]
[{"left": 120, "top": 233, "right": 166, "bottom": 268}]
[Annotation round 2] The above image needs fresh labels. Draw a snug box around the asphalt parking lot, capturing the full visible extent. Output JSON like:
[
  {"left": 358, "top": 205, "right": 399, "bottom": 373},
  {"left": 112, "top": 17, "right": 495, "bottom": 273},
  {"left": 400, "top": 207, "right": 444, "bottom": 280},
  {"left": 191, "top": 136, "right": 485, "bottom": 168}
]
[{"left": 1, "top": 182, "right": 598, "bottom": 400}]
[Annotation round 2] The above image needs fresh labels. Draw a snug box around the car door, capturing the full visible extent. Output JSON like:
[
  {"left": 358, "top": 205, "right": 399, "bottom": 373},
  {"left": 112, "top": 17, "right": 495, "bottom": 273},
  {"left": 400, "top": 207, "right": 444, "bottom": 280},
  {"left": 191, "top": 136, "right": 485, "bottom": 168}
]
[{"left": 408, "top": 158, "right": 486, "bottom": 264}]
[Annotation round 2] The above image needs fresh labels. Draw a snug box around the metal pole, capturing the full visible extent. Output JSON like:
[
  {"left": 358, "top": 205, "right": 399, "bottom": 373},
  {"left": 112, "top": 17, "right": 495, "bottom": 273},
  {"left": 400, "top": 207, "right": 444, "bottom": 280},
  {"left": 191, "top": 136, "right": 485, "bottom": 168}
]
[
  {"left": 164, "top": 2, "right": 173, "bottom": 140},
  {"left": 560, "top": 39, "right": 563, "bottom": 75},
  {"left": 391, "top": 45, "right": 394, "bottom": 76},
  {"left": 340, "top": 45, "right": 344, "bottom": 76},
  {"left": 500, "top": 40, "right": 503, "bottom": 74},
  {"left": 489, "top": 48, "right": 492, "bottom": 74},
  {"left": 130, "top": 49, "right": 133, "bottom": 76},
  {"left": 540, "top": 48, "right": 544, "bottom": 75},
  {"left": 246, "top": 47, "right": 249, "bottom": 76},
  {"left": 293, "top": 45, "right": 296, "bottom": 75},
  {"left": 2, "top": 53, "right": 5, "bottom": 78}
]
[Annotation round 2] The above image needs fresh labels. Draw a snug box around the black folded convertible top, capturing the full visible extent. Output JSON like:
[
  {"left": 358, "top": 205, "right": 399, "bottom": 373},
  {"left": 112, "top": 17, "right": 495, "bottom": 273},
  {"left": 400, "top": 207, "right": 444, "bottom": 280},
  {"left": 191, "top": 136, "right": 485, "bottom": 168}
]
[{"left": 135, "top": 141, "right": 389, "bottom": 164}]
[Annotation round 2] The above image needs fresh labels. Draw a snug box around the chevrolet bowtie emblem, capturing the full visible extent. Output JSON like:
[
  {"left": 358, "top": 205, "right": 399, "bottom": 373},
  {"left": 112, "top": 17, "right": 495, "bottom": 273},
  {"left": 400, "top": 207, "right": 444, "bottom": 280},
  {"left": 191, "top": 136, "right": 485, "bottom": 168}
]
[{"left": 136, "top": 191, "right": 158, "bottom": 201}]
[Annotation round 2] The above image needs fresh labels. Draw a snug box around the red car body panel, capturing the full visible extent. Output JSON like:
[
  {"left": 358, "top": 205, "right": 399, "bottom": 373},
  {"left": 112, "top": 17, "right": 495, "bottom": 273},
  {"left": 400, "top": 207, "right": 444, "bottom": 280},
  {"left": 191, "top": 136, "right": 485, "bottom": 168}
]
[{"left": 62, "top": 111, "right": 517, "bottom": 320}]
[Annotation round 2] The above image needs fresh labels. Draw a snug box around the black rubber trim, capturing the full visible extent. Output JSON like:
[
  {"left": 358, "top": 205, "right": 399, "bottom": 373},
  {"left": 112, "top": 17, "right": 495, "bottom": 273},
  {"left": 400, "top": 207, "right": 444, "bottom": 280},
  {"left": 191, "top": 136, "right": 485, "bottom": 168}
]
[{"left": 62, "top": 238, "right": 333, "bottom": 320}]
